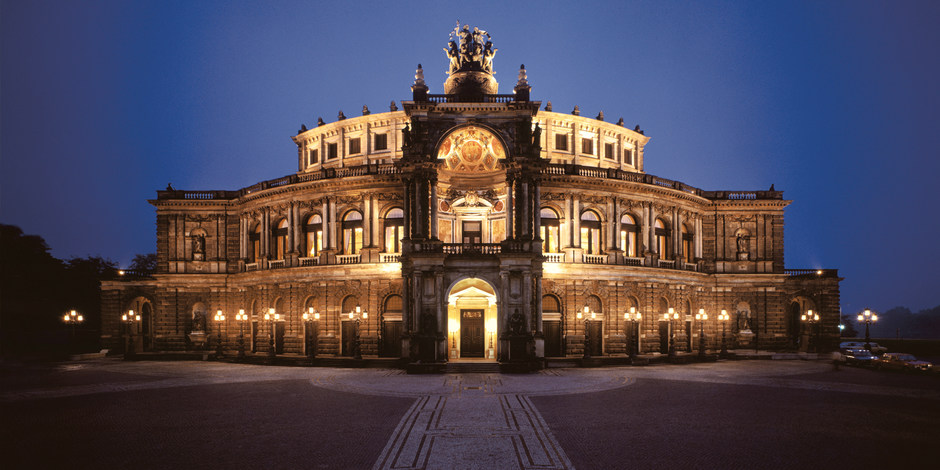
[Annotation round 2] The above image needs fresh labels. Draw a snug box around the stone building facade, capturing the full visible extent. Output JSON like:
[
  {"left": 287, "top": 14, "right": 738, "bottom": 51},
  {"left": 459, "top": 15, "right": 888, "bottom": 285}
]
[{"left": 102, "top": 25, "right": 841, "bottom": 364}]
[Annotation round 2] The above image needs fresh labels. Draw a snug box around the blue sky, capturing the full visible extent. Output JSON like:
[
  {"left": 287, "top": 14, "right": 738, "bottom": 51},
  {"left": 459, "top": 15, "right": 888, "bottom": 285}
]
[{"left": 2, "top": 0, "right": 938, "bottom": 313}]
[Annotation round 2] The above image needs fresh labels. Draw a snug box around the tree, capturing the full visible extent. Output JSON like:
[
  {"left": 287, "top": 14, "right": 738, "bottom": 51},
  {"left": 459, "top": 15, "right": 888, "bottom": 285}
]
[
  {"left": 129, "top": 253, "right": 157, "bottom": 272},
  {"left": 840, "top": 315, "right": 858, "bottom": 337}
]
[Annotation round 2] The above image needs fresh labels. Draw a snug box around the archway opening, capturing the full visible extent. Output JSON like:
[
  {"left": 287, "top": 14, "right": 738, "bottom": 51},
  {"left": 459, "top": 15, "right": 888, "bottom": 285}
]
[{"left": 447, "top": 278, "right": 498, "bottom": 361}]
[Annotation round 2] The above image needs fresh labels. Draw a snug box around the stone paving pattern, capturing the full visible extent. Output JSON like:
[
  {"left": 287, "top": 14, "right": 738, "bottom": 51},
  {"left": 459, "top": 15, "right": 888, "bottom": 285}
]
[{"left": 1, "top": 359, "right": 938, "bottom": 469}]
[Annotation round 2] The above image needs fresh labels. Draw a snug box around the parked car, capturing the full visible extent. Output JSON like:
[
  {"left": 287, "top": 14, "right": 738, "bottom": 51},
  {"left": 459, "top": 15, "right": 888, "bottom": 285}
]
[
  {"left": 839, "top": 341, "right": 887, "bottom": 355},
  {"left": 874, "top": 352, "right": 933, "bottom": 372},
  {"left": 840, "top": 348, "right": 877, "bottom": 366}
]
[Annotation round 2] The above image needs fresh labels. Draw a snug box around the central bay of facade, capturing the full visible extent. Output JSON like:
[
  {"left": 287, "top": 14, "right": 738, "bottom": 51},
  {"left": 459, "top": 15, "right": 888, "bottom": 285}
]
[{"left": 103, "top": 25, "right": 841, "bottom": 367}]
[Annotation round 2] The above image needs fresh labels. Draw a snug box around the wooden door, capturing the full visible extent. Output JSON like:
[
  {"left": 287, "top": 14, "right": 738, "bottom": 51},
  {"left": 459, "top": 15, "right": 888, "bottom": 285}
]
[
  {"left": 460, "top": 309, "right": 484, "bottom": 357},
  {"left": 251, "top": 321, "right": 259, "bottom": 353},
  {"left": 275, "top": 322, "right": 285, "bottom": 354},
  {"left": 341, "top": 321, "right": 356, "bottom": 356},
  {"left": 381, "top": 321, "right": 402, "bottom": 357},
  {"left": 543, "top": 320, "right": 562, "bottom": 357},
  {"left": 659, "top": 321, "right": 669, "bottom": 353},
  {"left": 587, "top": 321, "right": 603, "bottom": 356}
]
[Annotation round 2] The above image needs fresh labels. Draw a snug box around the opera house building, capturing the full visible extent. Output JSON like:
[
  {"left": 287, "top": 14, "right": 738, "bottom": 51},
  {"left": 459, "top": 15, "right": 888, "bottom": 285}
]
[{"left": 102, "top": 25, "right": 841, "bottom": 369}]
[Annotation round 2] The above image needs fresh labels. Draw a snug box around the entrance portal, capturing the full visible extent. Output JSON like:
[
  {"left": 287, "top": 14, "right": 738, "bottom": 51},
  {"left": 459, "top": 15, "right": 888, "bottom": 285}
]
[
  {"left": 460, "top": 310, "right": 484, "bottom": 357},
  {"left": 447, "top": 278, "right": 498, "bottom": 361}
]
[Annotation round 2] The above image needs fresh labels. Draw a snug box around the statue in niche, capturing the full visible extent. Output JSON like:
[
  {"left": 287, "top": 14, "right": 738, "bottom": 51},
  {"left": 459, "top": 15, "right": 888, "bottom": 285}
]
[
  {"left": 736, "top": 309, "right": 751, "bottom": 332},
  {"left": 736, "top": 234, "right": 749, "bottom": 260},
  {"left": 192, "top": 234, "right": 205, "bottom": 261},
  {"left": 509, "top": 309, "right": 526, "bottom": 335},
  {"left": 192, "top": 311, "right": 206, "bottom": 332},
  {"left": 532, "top": 123, "right": 542, "bottom": 147}
]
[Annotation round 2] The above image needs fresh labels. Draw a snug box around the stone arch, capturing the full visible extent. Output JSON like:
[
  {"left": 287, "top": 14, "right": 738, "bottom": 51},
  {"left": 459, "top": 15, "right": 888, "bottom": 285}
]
[{"left": 788, "top": 295, "right": 817, "bottom": 346}]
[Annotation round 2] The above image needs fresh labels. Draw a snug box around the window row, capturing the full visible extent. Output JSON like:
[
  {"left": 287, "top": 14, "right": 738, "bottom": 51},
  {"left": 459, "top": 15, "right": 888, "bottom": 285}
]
[
  {"left": 304, "top": 134, "right": 390, "bottom": 167},
  {"left": 552, "top": 134, "right": 636, "bottom": 166},
  {"left": 247, "top": 208, "right": 404, "bottom": 263},
  {"left": 539, "top": 208, "right": 694, "bottom": 262}
]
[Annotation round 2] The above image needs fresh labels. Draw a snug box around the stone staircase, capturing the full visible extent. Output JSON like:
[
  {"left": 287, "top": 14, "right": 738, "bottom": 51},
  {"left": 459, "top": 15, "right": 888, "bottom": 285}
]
[{"left": 445, "top": 361, "right": 501, "bottom": 374}]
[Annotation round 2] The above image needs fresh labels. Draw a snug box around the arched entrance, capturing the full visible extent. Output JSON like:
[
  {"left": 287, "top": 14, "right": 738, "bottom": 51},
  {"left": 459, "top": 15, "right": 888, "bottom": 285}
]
[{"left": 447, "top": 278, "right": 498, "bottom": 361}]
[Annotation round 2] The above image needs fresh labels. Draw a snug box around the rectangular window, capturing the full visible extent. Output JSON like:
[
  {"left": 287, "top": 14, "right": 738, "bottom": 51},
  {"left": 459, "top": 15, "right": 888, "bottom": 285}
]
[
  {"left": 624, "top": 149, "right": 634, "bottom": 166},
  {"left": 605, "top": 143, "right": 615, "bottom": 160},
  {"left": 374, "top": 133, "right": 388, "bottom": 151},
  {"left": 554, "top": 134, "right": 568, "bottom": 151},
  {"left": 581, "top": 138, "right": 593, "bottom": 155},
  {"left": 327, "top": 143, "right": 338, "bottom": 159},
  {"left": 348, "top": 138, "right": 361, "bottom": 155},
  {"left": 310, "top": 149, "right": 319, "bottom": 165}
]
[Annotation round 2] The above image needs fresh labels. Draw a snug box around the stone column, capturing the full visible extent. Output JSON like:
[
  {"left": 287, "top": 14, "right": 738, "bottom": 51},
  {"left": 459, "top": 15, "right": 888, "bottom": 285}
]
[
  {"left": 262, "top": 210, "right": 270, "bottom": 259},
  {"left": 372, "top": 195, "right": 380, "bottom": 247},
  {"left": 506, "top": 177, "right": 515, "bottom": 239},
  {"left": 561, "top": 194, "right": 571, "bottom": 248},
  {"left": 322, "top": 199, "right": 331, "bottom": 249},
  {"left": 328, "top": 198, "right": 337, "bottom": 250},
  {"left": 572, "top": 196, "right": 581, "bottom": 247},
  {"left": 403, "top": 179, "right": 412, "bottom": 240},
  {"left": 521, "top": 179, "right": 530, "bottom": 239},
  {"left": 239, "top": 215, "right": 247, "bottom": 259},
  {"left": 674, "top": 208, "right": 682, "bottom": 261},
  {"left": 607, "top": 199, "right": 617, "bottom": 250},
  {"left": 363, "top": 195, "right": 372, "bottom": 247},
  {"left": 430, "top": 182, "right": 439, "bottom": 240},
  {"left": 694, "top": 216, "right": 703, "bottom": 259},
  {"left": 533, "top": 183, "right": 541, "bottom": 240}
]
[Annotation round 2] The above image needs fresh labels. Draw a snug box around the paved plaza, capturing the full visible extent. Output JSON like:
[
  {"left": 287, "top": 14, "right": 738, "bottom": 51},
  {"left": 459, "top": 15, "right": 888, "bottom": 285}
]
[{"left": 1, "top": 359, "right": 938, "bottom": 469}]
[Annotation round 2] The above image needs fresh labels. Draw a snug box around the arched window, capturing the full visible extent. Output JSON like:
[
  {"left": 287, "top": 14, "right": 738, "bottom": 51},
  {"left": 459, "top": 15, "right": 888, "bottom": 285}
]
[
  {"left": 654, "top": 218, "right": 670, "bottom": 259},
  {"left": 384, "top": 294, "right": 403, "bottom": 314},
  {"left": 303, "top": 214, "right": 323, "bottom": 257},
  {"left": 342, "top": 211, "right": 363, "bottom": 254},
  {"left": 249, "top": 224, "right": 262, "bottom": 263},
  {"left": 342, "top": 295, "right": 360, "bottom": 316},
  {"left": 540, "top": 208, "right": 560, "bottom": 253},
  {"left": 620, "top": 213, "right": 639, "bottom": 257},
  {"left": 682, "top": 224, "right": 693, "bottom": 263},
  {"left": 585, "top": 295, "right": 603, "bottom": 316},
  {"left": 580, "top": 211, "right": 602, "bottom": 254},
  {"left": 384, "top": 208, "right": 404, "bottom": 253},
  {"left": 542, "top": 295, "right": 561, "bottom": 314},
  {"left": 659, "top": 297, "right": 670, "bottom": 315},
  {"left": 272, "top": 219, "right": 288, "bottom": 260}
]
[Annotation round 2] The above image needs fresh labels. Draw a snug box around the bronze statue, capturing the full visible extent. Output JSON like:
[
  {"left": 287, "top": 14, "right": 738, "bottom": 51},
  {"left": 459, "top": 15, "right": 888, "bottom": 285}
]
[{"left": 509, "top": 309, "right": 525, "bottom": 335}]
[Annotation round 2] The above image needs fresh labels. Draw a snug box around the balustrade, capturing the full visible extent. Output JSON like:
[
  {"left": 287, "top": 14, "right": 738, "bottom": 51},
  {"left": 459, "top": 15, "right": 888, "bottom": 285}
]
[
  {"left": 299, "top": 257, "right": 319, "bottom": 267},
  {"left": 337, "top": 254, "right": 361, "bottom": 265}
]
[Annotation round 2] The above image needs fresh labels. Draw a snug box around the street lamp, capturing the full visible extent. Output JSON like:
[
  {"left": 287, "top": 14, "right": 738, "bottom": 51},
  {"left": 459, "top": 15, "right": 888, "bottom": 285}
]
[
  {"left": 717, "top": 309, "right": 730, "bottom": 357},
  {"left": 263, "top": 307, "right": 280, "bottom": 361},
  {"left": 348, "top": 305, "right": 367, "bottom": 360},
  {"left": 448, "top": 318, "right": 459, "bottom": 358},
  {"left": 121, "top": 309, "right": 140, "bottom": 360},
  {"left": 624, "top": 307, "right": 641, "bottom": 359},
  {"left": 303, "top": 307, "right": 320, "bottom": 360},
  {"left": 801, "top": 309, "right": 820, "bottom": 353},
  {"left": 63, "top": 309, "right": 84, "bottom": 351},
  {"left": 662, "top": 307, "right": 679, "bottom": 358},
  {"left": 213, "top": 310, "right": 226, "bottom": 359},
  {"left": 235, "top": 309, "right": 248, "bottom": 360},
  {"left": 695, "top": 308, "right": 708, "bottom": 358},
  {"left": 857, "top": 308, "right": 878, "bottom": 352}
]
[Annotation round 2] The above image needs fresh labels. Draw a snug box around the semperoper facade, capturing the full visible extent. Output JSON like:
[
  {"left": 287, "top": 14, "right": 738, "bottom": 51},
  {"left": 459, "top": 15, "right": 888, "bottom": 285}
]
[{"left": 102, "top": 25, "right": 841, "bottom": 367}]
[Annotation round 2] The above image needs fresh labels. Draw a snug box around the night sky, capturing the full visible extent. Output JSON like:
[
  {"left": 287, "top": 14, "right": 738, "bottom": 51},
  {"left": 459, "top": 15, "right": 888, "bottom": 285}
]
[{"left": 2, "top": 0, "right": 938, "bottom": 314}]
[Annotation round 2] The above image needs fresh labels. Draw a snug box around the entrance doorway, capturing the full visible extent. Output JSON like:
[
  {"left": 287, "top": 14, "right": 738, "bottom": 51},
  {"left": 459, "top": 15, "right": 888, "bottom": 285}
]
[
  {"left": 659, "top": 321, "right": 669, "bottom": 353},
  {"left": 460, "top": 310, "right": 484, "bottom": 357},
  {"left": 341, "top": 321, "right": 356, "bottom": 356},
  {"left": 586, "top": 321, "right": 603, "bottom": 356},
  {"left": 447, "top": 277, "right": 498, "bottom": 361}
]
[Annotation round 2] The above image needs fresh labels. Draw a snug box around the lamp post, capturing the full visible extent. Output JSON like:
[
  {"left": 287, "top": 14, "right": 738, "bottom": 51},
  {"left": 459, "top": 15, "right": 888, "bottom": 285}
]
[
  {"left": 303, "top": 307, "right": 320, "bottom": 361},
  {"left": 121, "top": 310, "right": 140, "bottom": 360},
  {"left": 801, "top": 309, "right": 820, "bottom": 353},
  {"left": 263, "top": 307, "right": 280, "bottom": 361},
  {"left": 235, "top": 309, "right": 248, "bottom": 361},
  {"left": 63, "top": 309, "right": 84, "bottom": 351},
  {"left": 663, "top": 308, "right": 679, "bottom": 358},
  {"left": 349, "top": 305, "right": 367, "bottom": 360},
  {"left": 485, "top": 318, "right": 497, "bottom": 359},
  {"left": 624, "top": 307, "right": 641, "bottom": 359},
  {"left": 857, "top": 308, "right": 878, "bottom": 352},
  {"left": 213, "top": 310, "right": 226, "bottom": 359},
  {"left": 695, "top": 308, "right": 708, "bottom": 358},
  {"left": 717, "top": 309, "right": 730, "bottom": 357},
  {"left": 448, "top": 318, "right": 459, "bottom": 359}
]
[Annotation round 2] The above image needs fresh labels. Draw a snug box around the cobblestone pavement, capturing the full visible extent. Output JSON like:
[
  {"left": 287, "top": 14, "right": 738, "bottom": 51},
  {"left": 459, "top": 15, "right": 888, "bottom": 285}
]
[{"left": 1, "top": 359, "right": 938, "bottom": 469}]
